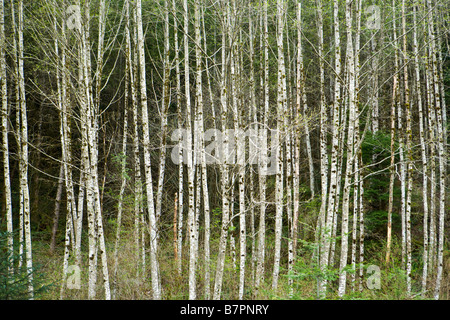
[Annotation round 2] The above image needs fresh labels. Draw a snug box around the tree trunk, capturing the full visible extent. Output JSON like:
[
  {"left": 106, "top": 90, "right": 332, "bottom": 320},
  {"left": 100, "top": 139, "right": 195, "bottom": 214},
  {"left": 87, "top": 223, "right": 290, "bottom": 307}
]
[
  {"left": 136, "top": 0, "right": 161, "bottom": 299},
  {"left": 1, "top": 0, "right": 13, "bottom": 278},
  {"left": 338, "top": 0, "right": 357, "bottom": 297}
]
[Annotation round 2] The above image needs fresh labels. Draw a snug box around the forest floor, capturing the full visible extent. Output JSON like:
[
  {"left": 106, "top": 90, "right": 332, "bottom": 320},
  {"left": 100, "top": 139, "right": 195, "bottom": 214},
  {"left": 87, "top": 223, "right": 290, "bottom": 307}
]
[{"left": 27, "top": 227, "right": 450, "bottom": 300}]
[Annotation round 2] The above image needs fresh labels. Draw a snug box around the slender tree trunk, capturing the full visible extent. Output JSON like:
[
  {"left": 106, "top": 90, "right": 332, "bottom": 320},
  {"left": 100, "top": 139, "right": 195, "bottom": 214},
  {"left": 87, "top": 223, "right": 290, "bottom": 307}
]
[
  {"left": 50, "top": 164, "right": 64, "bottom": 254},
  {"left": 182, "top": 0, "right": 197, "bottom": 300},
  {"left": 172, "top": 0, "right": 184, "bottom": 276},
  {"left": 10, "top": 0, "right": 24, "bottom": 270},
  {"left": 136, "top": 0, "right": 161, "bottom": 299},
  {"left": 316, "top": 0, "right": 328, "bottom": 251},
  {"left": 193, "top": 0, "right": 211, "bottom": 299},
  {"left": 255, "top": 0, "right": 268, "bottom": 297},
  {"left": 248, "top": 5, "right": 257, "bottom": 287},
  {"left": 427, "top": 0, "right": 446, "bottom": 300},
  {"left": 237, "top": 22, "right": 246, "bottom": 302},
  {"left": 213, "top": 0, "right": 230, "bottom": 300},
  {"left": 130, "top": 1, "right": 143, "bottom": 280},
  {"left": 155, "top": 0, "right": 171, "bottom": 241},
  {"left": 412, "top": 3, "right": 429, "bottom": 296},
  {"left": 426, "top": 50, "right": 437, "bottom": 284},
  {"left": 401, "top": 0, "right": 413, "bottom": 296},
  {"left": 272, "top": 0, "right": 286, "bottom": 292},
  {"left": 1, "top": 0, "right": 13, "bottom": 278},
  {"left": 338, "top": 0, "right": 357, "bottom": 297},
  {"left": 16, "top": 0, "right": 33, "bottom": 299},
  {"left": 319, "top": 0, "right": 341, "bottom": 298},
  {"left": 113, "top": 0, "right": 131, "bottom": 296},
  {"left": 386, "top": 0, "right": 400, "bottom": 265}
]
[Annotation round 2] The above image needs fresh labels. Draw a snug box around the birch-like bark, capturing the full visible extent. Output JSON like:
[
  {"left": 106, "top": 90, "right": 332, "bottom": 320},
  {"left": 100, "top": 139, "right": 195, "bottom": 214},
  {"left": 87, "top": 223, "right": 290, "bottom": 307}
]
[
  {"left": 255, "top": 0, "right": 268, "bottom": 296},
  {"left": 213, "top": 0, "right": 230, "bottom": 299},
  {"left": 319, "top": 0, "right": 341, "bottom": 297},
  {"left": 155, "top": 0, "right": 171, "bottom": 239},
  {"left": 355, "top": 0, "right": 364, "bottom": 292},
  {"left": 17, "top": 0, "right": 33, "bottom": 298},
  {"left": 316, "top": 0, "right": 328, "bottom": 246},
  {"left": 412, "top": 4, "right": 429, "bottom": 296},
  {"left": 292, "top": 1, "right": 308, "bottom": 286},
  {"left": 248, "top": 6, "right": 257, "bottom": 287},
  {"left": 401, "top": 0, "right": 413, "bottom": 296},
  {"left": 172, "top": 0, "right": 184, "bottom": 276},
  {"left": 76, "top": 0, "right": 97, "bottom": 299},
  {"left": 238, "top": 30, "right": 247, "bottom": 303},
  {"left": 386, "top": 0, "right": 399, "bottom": 264},
  {"left": 330, "top": 52, "right": 349, "bottom": 267},
  {"left": 338, "top": 0, "right": 357, "bottom": 297},
  {"left": 131, "top": 1, "right": 143, "bottom": 280},
  {"left": 0, "top": 0, "right": 13, "bottom": 277},
  {"left": 370, "top": 36, "right": 379, "bottom": 133},
  {"left": 295, "top": 4, "right": 314, "bottom": 201},
  {"left": 427, "top": 0, "right": 446, "bottom": 300},
  {"left": 193, "top": 0, "right": 211, "bottom": 299},
  {"left": 113, "top": 0, "right": 131, "bottom": 296},
  {"left": 58, "top": 4, "right": 79, "bottom": 271},
  {"left": 136, "top": 0, "right": 161, "bottom": 299},
  {"left": 50, "top": 164, "right": 64, "bottom": 254},
  {"left": 83, "top": 0, "right": 111, "bottom": 300},
  {"left": 10, "top": 0, "right": 24, "bottom": 270},
  {"left": 425, "top": 35, "right": 437, "bottom": 280},
  {"left": 182, "top": 0, "right": 197, "bottom": 300},
  {"left": 397, "top": 53, "right": 407, "bottom": 272},
  {"left": 272, "top": 0, "right": 286, "bottom": 291}
]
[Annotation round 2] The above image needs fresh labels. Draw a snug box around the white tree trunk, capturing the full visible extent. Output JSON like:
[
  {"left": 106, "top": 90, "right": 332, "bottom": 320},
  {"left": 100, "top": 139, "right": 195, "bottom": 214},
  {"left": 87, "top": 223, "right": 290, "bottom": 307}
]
[
  {"left": 272, "top": 0, "right": 286, "bottom": 291},
  {"left": 338, "top": 0, "right": 357, "bottom": 297},
  {"left": 255, "top": 0, "right": 269, "bottom": 296},
  {"left": 213, "top": 0, "right": 230, "bottom": 300},
  {"left": 401, "top": 0, "right": 413, "bottom": 296},
  {"left": 427, "top": 0, "right": 446, "bottom": 300},
  {"left": 182, "top": 0, "right": 197, "bottom": 300},
  {"left": 412, "top": 4, "right": 429, "bottom": 296},
  {"left": 136, "top": 0, "right": 161, "bottom": 299},
  {"left": 316, "top": 0, "right": 328, "bottom": 248},
  {"left": 1, "top": 0, "right": 13, "bottom": 278},
  {"left": 172, "top": 0, "right": 184, "bottom": 276},
  {"left": 319, "top": 0, "right": 341, "bottom": 297},
  {"left": 17, "top": 0, "right": 33, "bottom": 299},
  {"left": 155, "top": 0, "right": 171, "bottom": 240}
]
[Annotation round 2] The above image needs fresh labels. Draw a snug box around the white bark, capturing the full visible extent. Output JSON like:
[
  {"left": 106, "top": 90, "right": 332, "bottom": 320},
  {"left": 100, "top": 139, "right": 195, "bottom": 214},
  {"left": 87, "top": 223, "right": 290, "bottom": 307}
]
[
  {"left": 412, "top": 4, "right": 429, "bottom": 296},
  {"left": 401, "top": 0, "right": 413, "bottom": 296},
  {"left": 131, "top": 1, "right": 143, "bottom": 280},
  {"left": 213, "top": 0, "right": 230, "bottom": 299},
  {"left": 136, "top": 0, "right": 161, "bottom": 299},
  {"left": 272, "top": 0, "right": 286, "bottom": 291},
  {"left": 173, "top": 0, "right": 184, "bottom": 276},
  {"left": 155, "top": 0, "right": 171, "bottom": 240},
  {"left": 1, "top": 0, "right": 13, "bottom": 278},
  {"left": 255, "top": 0, "right": 268, "bottom": 296},
  {"left": 316, "top": 0, "right": 328, "bottom": 246},
  {"left": 427, "top": 0, "right": 446, "bottom": 300},
  {"left": 17, "top": 0, "right": 33, "bottom": 299},
  {"left": 386, "top": 0, "right": 399, "bottom": 265},
  {"left": 193, "top": 0, "right": 211, "bottom": 299},
  {"left": 113, "top": 0, "right": 131, "bottom": 297},
  {"left": 183, "top": 0, "right": 197, "bottom": 300},
  {"left": 319, "top": 0, "right": 341, "bottom": 297},
  {"left": 338, "top": 0, "right": 357, "bottom": 297}
]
